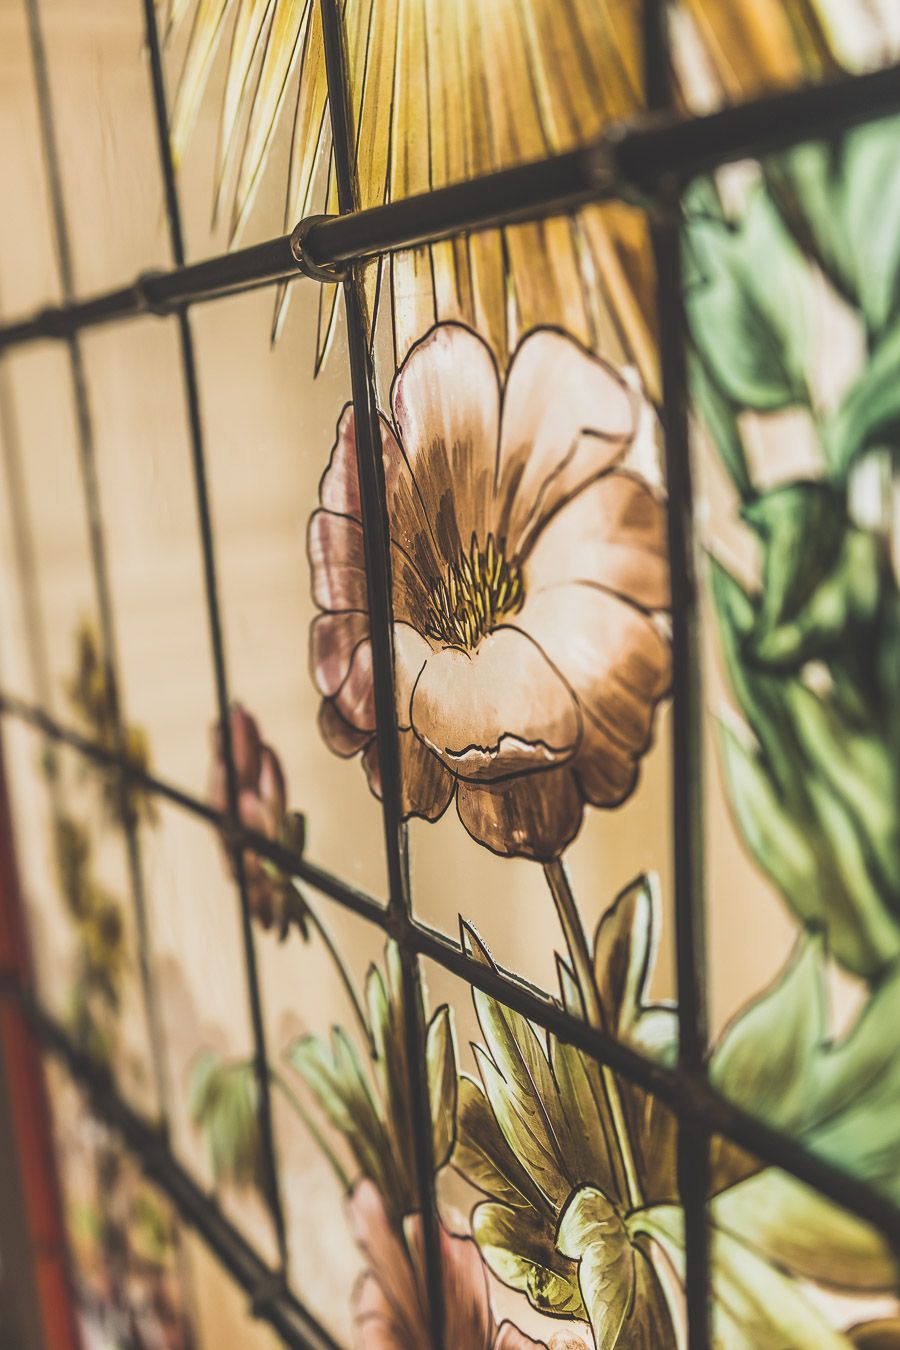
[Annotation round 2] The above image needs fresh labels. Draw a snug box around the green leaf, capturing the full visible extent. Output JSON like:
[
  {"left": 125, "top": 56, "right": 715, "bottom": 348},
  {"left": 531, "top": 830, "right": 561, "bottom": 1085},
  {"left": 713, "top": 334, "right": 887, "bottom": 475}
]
[
  {"left": 188, "top": 1052, "right": 264, "bottom": 1192},
  {"left": 684, "top": 185, "right": 817, "bottom": 412},
  {"left": 593, "top": 875, "right": 657, "bottom": 1037},
  {"left": 711, "top": 943, "right": 900, "bottom": 1206},
  {"left": 452, "top": 1074, "right": 549, "bottom": 1214},
  {"left": 631, "top": 1206, "right": 850, "bottom": 1348},
  {"left": 742, "top": 484, "right": 882, "bottom": 668},
  {"left": 768, "top": 115, "right": 900, "bottom": 339},
  {"left": 550, "top": 1037, "right": 618, "bottom": 1200},
  {"left": 473, "top": 1199, "right": 584, "bottom": 1318},
  {"left": 824, "top": 324, "right": 900, "bottom": 479},
  {"left": 688, "top": 349, "right": 753, "bottom": 500},
  {"left": 556, "top": 1186, "right": 633, "bottom": 1349},
  {"left": 710, "top": 938, "right": 824, "bottom": 1135},
  {"left": 426, "top": 1004, "right": 457, "bottom": 1170},
  {"left": 714, "top": 1169, "right": 897, "bottom": 1291}
]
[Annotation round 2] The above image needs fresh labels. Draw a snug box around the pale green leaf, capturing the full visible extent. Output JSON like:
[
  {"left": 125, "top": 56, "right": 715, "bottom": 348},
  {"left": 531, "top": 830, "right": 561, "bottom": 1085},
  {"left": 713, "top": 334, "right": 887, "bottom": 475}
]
[
  {"left": 556, "top": 1186, "right": 633, "bottom": 1350},
  {"left": 452, "top": 1075, "right": 549, "bottom": 1214},
  {"left": 593, "top": 874, "right": 658, "bottom": 1036},
  {"left": 473, "top": 1199, "right": 584, "bottom": 1318},
  {"left": 426, "top": 1004, "right": 457, "bottom": 1170}
]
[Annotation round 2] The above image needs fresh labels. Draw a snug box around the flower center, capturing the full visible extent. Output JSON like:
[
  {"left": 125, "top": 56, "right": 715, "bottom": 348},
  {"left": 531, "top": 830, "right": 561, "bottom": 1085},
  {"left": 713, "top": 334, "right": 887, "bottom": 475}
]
[{"left": 423, "top": 533, "right": 524, "bottom": 649}]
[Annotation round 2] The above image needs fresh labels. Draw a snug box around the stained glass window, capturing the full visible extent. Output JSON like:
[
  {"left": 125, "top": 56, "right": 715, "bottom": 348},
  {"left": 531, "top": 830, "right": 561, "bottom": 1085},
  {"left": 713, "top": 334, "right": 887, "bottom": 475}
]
[{"left": 0, "top": 1, "right": 899, "bottom": 1346}]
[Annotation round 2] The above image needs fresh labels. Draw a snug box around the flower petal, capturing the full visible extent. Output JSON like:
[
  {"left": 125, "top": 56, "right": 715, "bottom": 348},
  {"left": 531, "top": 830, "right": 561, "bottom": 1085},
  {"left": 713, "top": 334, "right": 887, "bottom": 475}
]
[
  {"left": 494, "top": 1325, "right": 549, "bottom": 1350},
  {"left": 258, "top": 745, "right": 287, "bottom": 822},
  {"left": 392, "top": 324, "right": 500, "bottom": 564},
  {"left": 335, "top": 638, "right": 377, "bottom": 733},
  {"left": 321, "top": 405, "right": 442, "bottom": 585},
  {"left": 411, "top": 629, "right": 580, "bottom": 781},
  {"left": 318, "top": 699, "right": 372, "bottom": 758},
  {"left": 309, "top": 509, "right": 369, "bottom": 612},
  {"left": 309, "top": 509, "right": 428, "bottom": 626},
  {"left": 320, "top": 404, "right": 363, "bottom": 518},
  {"left": 394, "top": 622, "right": 431, "bottom": 730},
  {"left": 494, "top": 329, "right": 635, "bottom": 551},
  {"left": 457, "top": 767, "right": 583, "bottom": 861},
  {"left": 228, "top": 703, "right": 262, "bottom": 790},
  {"left": 405, "top": 1214, "right": 495, "bottom": 1350},
  {"left": 512, "top": 587, "right": 670, "bottom": 754},
  {"left": 310, "top": 611, "right": 370, "bottom": 697},
  {"left": 524, "top": 470, "right": 670, "bottom": 611},
  {"left": 363, "top": 730, "right": 455, "bottom": 822},
  {"left": 348, "top": 1182, "right": 426, "bottom": 1344},
  {"left": 574, "top": 718, "right": 640, "bottom": 808}
]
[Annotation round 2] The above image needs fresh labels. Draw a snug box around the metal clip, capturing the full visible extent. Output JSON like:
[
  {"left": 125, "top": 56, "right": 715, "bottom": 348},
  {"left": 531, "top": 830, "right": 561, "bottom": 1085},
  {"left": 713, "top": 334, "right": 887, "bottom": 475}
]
[
  {"left": 289, "top": 215, "right": 349, "bottom": 284},
  {"left": 134, "top": 270, "right": 171, "bottom": 317}
]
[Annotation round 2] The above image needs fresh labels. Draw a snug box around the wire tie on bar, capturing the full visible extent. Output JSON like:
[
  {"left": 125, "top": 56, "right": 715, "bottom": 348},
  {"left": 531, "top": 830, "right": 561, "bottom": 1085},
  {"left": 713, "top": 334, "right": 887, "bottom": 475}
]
[{"left": 290, "top": 214, "right": 350, "bottom": 283}]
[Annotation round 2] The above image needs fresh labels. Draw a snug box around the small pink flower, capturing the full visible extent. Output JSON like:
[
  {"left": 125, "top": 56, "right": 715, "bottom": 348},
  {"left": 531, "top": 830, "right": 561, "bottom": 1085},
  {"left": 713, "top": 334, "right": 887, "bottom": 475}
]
[
  {"left": 209, "top": 703, "right": 288, "bottom": 929},
  {"left": 309, "top": 324, "right": 670, "bottom": 862},
  {"left": 349, "top": 1180, "right": 550, "bottom": 1349}
]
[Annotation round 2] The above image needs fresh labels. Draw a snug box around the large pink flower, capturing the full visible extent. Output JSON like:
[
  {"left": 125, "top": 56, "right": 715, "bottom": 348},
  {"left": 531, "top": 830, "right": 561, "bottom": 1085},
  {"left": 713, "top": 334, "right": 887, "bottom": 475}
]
[
  {"left": 349, "top": 1180, "right": 551, "bottom": 1349},
  {"left": 309, "top": 325, "right": 670, "bottom": 862}
]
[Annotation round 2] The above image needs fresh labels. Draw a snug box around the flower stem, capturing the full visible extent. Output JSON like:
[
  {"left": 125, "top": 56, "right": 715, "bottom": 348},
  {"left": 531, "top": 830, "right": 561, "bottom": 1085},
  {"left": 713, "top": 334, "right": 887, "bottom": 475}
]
[
  {"left": 543, "top": 859, "right": 643, "bottom": 1211},
  {"left": 297, "top": 888, "right": 373, "bottom": 1054}
]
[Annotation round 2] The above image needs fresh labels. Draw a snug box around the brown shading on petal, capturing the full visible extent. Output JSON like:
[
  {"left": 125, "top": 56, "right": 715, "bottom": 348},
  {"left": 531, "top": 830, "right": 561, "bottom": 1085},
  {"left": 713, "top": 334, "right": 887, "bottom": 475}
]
[
  {"left": 310, "top": 610, "right": 370, "bottom": 698},
  {"left": 513, "top": 587, "right": 670, "bottom": 753},
  {"left": 363, "top": 731, "right": 455, "bottom": 822},
  {"left": 392, "top": 324, "right": 500, "bottom": 564},
  {"left": 334, "top": 638, "right": 377, "bottom": 733},
  {"left": 411, "top": 629, "right": 580, "bottom": 781},
  {"left": 524, "top": 470, "right": 670, "bottom": 611},
  {"left": 322, "top": 404, "right": 442, "bottom": 584},
  {"left": 574, "top": 717, "right": 639, "bottom": 808},
  {"left": 495, "top": 1327, "right": 550, "bottom": 1350},
  {"left": 229, "top": 703, "right": 263, "bottom": 790},
  {"left": 457, "top": 766, "right": 583, "bottom": 861},
  {"left": 318, "top": 699, "right": 372, "bottom": 758},
  {"left": 495, "top": 329, "right": 635, "bottom": 551}
]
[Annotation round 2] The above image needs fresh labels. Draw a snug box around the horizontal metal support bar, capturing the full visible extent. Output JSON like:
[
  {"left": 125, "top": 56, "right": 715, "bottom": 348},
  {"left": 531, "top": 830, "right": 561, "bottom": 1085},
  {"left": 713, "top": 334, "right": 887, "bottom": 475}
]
[
  {"left": 4, "top": 691, "right": 900, "bottom": 1249},
  {"left": 0, "top": 61, "right": 898, "bottom": 353},
  {"left": 1, "top": 982, "right": 338, "bottom": 1350}
]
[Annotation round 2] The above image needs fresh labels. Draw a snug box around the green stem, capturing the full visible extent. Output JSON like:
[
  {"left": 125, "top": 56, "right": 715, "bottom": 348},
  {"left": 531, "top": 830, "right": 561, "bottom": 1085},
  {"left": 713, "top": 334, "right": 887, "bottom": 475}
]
[
  {"left": 270, "top": 1067, "right": 351, "bottom": 1193},
  {"left": 544, "top": 859, "right": 643, "bottom": 1211},
  {"left": 291, "top": 883, "right": 373, "bottom": 1054}
]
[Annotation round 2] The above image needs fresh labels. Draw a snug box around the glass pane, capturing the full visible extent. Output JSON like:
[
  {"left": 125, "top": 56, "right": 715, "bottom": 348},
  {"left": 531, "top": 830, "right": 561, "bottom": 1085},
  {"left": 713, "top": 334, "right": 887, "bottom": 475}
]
[
  {"left": 43, "top": 1060, "right": 195, "bottom": 1348},
  {"left": 707, "top": 1143, "right": 899, "bottom": 1342},
  {"left": 37, "top": 0, "right": 170, "bottom": 295},
  {"left": 192, "top": 282, "right": 388, "bottom": 902},
  {"left": 0, "top": 344, "right": 101, "bottom": 721},
  {"left": 0, "top": 0, "right": 61, "bottom": 316},
  {"left": 424, "top": 953, "right": 683, "bottom": 1347},
  {"left": 79, "top": 317, "right": 220, "bottom": 798},
  {"left": 6, "top": 721, "right": 158, "bottom": 1116},
  {"left": 687, "top": 129, "right": 900, "bottom": 1196}
]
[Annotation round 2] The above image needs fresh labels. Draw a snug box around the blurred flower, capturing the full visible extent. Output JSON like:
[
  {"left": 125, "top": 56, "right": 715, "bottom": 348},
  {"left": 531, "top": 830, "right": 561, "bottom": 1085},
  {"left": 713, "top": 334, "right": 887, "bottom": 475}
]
[
  {"left": 349, "top": 1179, "right": 553, "bottom": 1349},
  {"left": 209, "top": 703, "right": 303, "bottom": 933},
  {"left": 309, "top": 324, "right": 670, "bottom": 861}
]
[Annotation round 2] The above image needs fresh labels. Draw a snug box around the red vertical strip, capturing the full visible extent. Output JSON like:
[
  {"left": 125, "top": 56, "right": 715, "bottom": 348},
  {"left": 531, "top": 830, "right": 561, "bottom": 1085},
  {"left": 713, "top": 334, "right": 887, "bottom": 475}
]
[{"left": 0, "top": 731, "right": 81, "bottom": 1350}]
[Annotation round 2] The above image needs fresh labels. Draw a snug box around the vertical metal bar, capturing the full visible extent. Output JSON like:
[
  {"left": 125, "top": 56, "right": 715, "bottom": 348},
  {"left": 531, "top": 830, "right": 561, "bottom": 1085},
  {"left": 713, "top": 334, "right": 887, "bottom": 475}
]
[
  {"left": 22, "top": 0, "right": 175, "bottom": 1133},
  {"left": 139, "top": 0, "right": 289, "bottom": 1272},
  {"left": 644, "top": 3, "right": 710, "bottom": 1346},
  {"left": 317, "top": 3, "right": 446, "bottom": 1342}
]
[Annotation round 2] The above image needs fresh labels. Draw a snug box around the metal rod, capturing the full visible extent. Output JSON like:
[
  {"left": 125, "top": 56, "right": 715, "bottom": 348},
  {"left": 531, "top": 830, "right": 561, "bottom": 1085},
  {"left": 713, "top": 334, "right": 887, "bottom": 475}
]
[
  {"left": 318, "top": 1, "right": 446, "bottom": 1341},
  {"left": 139, "top": 0, "right": 289, "bottom": 1272},
  {"left": 644, "top": 1, "right": 710, "bottom": 1342},
  {"left": 0, "top": 60, "right": 898, "bottom": 354}
]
